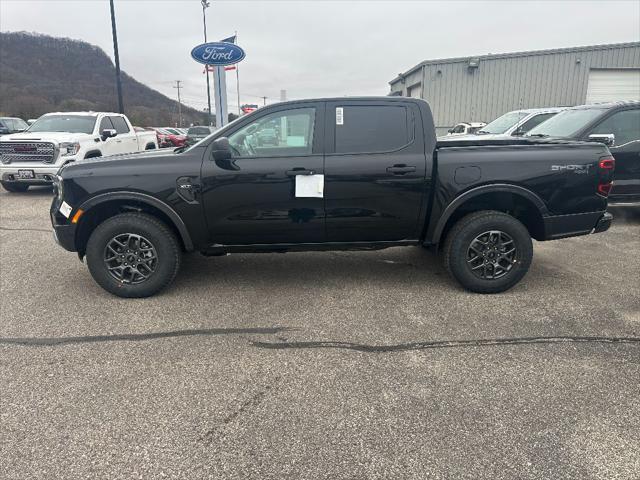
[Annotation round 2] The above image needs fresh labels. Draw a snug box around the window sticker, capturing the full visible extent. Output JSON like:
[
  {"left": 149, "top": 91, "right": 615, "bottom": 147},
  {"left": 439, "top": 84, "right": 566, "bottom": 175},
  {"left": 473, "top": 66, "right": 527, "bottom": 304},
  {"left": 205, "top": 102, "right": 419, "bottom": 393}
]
[{"left": 336, "top": 107, "right": 344, "bottom": 126}]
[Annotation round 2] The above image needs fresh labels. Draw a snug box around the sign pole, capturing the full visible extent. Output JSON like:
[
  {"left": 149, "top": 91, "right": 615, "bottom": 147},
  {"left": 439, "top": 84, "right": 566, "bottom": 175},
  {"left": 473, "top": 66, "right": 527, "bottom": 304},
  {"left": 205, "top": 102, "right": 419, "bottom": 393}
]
[
  {"left": 235, "top": 31, "right": 241, "bottom": 116},
  {"left": 109, "top": 0, "right": 124, "bottom": 114},
  {"left": 201, "top": 1, "right": 213, "bottom": 126}
]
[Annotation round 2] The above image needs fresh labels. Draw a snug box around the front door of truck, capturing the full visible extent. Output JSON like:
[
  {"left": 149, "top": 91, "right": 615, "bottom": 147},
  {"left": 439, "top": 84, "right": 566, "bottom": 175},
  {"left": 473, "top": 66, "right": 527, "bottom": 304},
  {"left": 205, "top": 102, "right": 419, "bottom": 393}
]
[
  {"left": 200, "top": 102, "right": 326, "bottom": 245},
  {"left": 323, "top": 101, "right": 428, "bottom": 242},
  {"left": 109, "top": 116, "right": 138, "bottom": 154}
]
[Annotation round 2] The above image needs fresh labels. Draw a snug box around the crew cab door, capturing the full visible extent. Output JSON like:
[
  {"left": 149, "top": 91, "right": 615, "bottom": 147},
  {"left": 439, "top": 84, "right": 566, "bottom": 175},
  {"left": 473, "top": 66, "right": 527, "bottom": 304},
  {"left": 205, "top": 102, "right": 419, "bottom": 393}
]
[
  {"left": 200, "top": 102, "right": 325, "bottom": 245},
  {"left": 97, "top": 116, "right": 120, "bottom": 156},
  {"left": 323, "top": 100, "right": 428, "bottom": 242},
  {"left": 587, "top": 107, "right": 640, "bottom": 186},
  {"left": 109, "top": 115, "right": 138, "bottom": 153}
]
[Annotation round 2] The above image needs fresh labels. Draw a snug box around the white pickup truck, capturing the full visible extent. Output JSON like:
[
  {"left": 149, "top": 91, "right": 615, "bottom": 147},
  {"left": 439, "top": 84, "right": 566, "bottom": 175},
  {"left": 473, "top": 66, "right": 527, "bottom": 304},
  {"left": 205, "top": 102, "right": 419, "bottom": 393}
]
[{"left": 0, "top": 111, "right": 158, "bottom": 192}]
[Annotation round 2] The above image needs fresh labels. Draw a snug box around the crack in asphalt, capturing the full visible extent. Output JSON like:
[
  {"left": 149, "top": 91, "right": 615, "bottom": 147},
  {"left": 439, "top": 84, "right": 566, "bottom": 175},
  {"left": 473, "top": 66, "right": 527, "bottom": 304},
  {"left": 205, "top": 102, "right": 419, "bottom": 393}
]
[
  {"left": 0, "top": 327, "right": 290, "bottom": 346},
  {"left": 251, "top": 336, "right": 640, "bottom": 352},
  {"left": 201, "top": 376, "right": 282, "bottom": 444},
  {"left": 0, "top": 226, "right": 52, "bottom": 233}
]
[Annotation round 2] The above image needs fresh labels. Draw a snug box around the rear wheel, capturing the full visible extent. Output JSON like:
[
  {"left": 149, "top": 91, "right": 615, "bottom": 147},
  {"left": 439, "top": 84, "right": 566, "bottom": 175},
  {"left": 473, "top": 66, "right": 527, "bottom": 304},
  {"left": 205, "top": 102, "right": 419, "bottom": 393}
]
[
  {"left": 443, "top": 210, "right": 533, "bottom": 293},
  {"left": 1, "top": 181, "right": 29, "bottom": 193},
  {"left": 85, "top": 213, "right": 181, "bottom": 298}
]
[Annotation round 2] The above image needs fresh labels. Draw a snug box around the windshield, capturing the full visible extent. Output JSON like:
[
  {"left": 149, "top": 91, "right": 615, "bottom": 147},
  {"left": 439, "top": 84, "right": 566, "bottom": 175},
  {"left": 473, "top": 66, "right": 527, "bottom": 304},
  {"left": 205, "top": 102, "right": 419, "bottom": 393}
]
[
  {"left": 28, "top": 115, "right": 96, "bottom": 134},
  {"left": 479, "top": 111, "right": 528, "bottom": 134},
  {"left": 526, "top": 108, "right": 607, "bottom": 138},
  {"left": 164, "top": 128, "right": 182, "bottom": 135}
]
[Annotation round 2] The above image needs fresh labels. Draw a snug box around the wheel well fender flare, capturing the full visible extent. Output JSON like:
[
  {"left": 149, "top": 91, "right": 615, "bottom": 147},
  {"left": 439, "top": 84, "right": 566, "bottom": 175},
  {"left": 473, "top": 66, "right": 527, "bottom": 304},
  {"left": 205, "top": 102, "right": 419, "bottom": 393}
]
[
  {"left": 84, "top": 149, "right": 102, "bottom": 159},
  {"left": 78, "top": 191, "right": 194, "bottom": 251},
  {"left": 431, "top": 184, "right": 549, "bottom": 244}
]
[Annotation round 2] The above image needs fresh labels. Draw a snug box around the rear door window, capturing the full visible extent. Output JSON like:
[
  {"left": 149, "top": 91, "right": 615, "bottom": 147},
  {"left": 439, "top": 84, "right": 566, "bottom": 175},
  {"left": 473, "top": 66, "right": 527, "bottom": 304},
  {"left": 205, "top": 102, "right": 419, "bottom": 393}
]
[
  {"left": 334, "top": 105, "right": 410, "bottom": 154},
  {"left": 110, "top": 116, "right": 130, "bottom": 134}
]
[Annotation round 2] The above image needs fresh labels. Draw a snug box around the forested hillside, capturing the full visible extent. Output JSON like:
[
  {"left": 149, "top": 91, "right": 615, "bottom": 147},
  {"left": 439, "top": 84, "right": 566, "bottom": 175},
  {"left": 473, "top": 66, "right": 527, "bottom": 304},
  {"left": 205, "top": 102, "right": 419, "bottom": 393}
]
[{"left": 0, "top": 32, "right": 207, "bottom": 126}]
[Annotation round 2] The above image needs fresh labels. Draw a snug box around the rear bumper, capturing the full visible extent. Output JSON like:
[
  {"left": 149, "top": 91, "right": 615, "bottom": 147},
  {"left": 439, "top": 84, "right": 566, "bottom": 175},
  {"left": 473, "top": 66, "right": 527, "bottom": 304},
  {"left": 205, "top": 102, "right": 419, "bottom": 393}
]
[
  {"left": 543, "top": 211, "right": 612, "bottom": 240},
  {"left": 609, "top": 180, "right": 640, "bottom": 206}
]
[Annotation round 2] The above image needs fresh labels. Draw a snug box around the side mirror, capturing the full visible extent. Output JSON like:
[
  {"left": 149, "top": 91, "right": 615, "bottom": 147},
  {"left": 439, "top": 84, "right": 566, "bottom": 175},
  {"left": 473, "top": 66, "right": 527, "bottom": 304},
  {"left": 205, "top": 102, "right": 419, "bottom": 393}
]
[
  {"left": 211, "top": 137, "right": 232, "bottom": 161},
  {"left": 101, "top": 128, "right": 117, "bottom": 141},
  {"left": 447, "top": 129, "right": 453, "bottom": 133},
  {"left": 588, "top": 133, "right": 615, "bottom": 147}
]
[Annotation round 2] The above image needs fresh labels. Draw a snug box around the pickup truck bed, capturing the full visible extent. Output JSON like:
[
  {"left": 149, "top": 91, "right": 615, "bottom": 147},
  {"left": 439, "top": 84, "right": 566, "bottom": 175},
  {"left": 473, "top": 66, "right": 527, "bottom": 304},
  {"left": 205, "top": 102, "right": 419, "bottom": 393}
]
[{"left": 49, "top": 97, "right": 614, "bottom": 298}]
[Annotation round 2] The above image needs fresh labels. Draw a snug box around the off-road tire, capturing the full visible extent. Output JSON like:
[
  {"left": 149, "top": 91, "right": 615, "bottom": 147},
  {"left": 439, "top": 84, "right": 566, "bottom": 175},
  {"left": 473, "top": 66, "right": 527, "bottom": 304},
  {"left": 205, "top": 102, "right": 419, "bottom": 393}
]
[
  {"left": 1, "top": 181, "right": 29, "bottom": 193},
  {"left": 442, "top": 210, "right": 533, "bottom": 293},
  {"left": 86, "top": 213, "right": 181, "bottom": 298}
]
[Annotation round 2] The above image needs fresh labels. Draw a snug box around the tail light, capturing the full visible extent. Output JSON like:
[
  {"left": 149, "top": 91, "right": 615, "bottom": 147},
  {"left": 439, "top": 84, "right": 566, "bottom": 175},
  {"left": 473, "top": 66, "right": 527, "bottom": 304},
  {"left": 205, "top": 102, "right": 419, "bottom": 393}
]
[
  {"left": 599, "top": 157, "right": 615, "bottom": 170},
  {"left": 597, "top": 155, "right": 615, "bottom": 197}
]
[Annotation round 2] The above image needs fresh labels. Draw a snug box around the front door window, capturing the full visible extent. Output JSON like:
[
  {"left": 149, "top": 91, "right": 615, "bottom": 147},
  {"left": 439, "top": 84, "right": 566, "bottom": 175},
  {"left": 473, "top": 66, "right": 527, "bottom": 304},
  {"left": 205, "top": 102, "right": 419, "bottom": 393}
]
[{"left": 228, "top": 108, "right": 315, "bottom": 158}]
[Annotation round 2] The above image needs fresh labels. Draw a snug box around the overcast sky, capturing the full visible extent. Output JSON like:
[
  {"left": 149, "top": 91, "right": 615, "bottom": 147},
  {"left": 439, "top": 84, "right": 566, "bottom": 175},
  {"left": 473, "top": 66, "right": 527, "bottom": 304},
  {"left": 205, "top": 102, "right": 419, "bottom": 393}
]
[{"left": 1, "top": 0, "right": 639, "bottom": 113}]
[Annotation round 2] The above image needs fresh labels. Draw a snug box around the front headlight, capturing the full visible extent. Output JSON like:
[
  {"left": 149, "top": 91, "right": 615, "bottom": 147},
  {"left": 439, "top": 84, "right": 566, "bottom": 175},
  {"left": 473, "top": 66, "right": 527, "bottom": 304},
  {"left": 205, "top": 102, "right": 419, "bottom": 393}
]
[
  {"left": 53, "top": 174, "right": 64, "bottom": 198},
  {"left": 59, "top": 142, "right": 80, "bottom": 157}
]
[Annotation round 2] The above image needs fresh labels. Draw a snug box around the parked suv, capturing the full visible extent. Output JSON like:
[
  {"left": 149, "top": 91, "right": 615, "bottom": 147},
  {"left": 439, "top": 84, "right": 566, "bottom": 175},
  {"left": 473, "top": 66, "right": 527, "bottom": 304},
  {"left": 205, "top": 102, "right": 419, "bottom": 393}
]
[
  {"left": 0, "top": 117, "right": 29, "bottom": 135},
  {"left": 475, "top": 107, "right": 566, "bottom": 137},
  {"left": 186, "top": 126, "right": 215, "bottom": 145},
  {"left": 526, "top": 101, "right": 640, "bottom": 205}
]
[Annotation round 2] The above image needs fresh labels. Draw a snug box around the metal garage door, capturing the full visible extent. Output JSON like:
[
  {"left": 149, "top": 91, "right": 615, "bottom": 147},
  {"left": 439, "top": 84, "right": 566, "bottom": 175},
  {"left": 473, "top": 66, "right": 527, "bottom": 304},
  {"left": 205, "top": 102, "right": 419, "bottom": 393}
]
[
  {"left": 407, "top": 84, "right": 422, "bottom": 98},
  {"left": 586, "top": 69, "right": 640, "bottom": 103}
]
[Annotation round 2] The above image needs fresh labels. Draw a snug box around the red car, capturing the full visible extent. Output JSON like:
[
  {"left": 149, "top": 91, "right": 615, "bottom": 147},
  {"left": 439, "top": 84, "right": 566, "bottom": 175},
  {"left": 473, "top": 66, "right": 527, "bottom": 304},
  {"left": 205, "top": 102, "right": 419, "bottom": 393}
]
[
  {"left": 161, "top": 127, "right": 187, "bottom": 147},
  {"left": 149, "top": 127, "right": 186, "bottom": 148}
]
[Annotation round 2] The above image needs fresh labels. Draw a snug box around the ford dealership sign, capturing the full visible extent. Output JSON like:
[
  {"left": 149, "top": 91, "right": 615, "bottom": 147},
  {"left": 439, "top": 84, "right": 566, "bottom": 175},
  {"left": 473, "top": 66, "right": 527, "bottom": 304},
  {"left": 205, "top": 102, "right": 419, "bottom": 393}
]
[{"left": 191, "top": 42, "right": 245, "bottom": 66}]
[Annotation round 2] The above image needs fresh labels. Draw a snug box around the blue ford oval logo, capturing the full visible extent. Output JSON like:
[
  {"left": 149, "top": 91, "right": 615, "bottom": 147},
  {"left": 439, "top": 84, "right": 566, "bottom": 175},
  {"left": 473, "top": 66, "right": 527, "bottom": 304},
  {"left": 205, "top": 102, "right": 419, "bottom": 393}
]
[{"left": 190, "top": 42, "right": 245, "bottom": 66}]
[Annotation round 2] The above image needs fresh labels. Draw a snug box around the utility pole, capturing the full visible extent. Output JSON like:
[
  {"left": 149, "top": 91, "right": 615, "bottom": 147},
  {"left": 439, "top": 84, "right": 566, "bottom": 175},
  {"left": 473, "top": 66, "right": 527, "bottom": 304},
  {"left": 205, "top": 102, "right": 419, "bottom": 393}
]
[
  {"left": 262, "top": 96, "right": 267, "bottom": 106},
  {"left": 201, "top": 0, "right": 213, "bottom": 126},
  {"left": 173, "top": 80, "right": 183, "bottom": 127},
  {"left": 109, "top": 0, "right": 124, "bottom": 114}
]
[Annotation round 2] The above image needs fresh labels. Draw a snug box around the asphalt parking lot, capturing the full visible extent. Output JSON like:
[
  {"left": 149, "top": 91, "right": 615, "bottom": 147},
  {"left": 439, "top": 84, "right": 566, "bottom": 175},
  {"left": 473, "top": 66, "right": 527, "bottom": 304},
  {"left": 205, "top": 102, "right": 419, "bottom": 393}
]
[{"left": 1, "top": 186, "right": 639, "bottom": 480}]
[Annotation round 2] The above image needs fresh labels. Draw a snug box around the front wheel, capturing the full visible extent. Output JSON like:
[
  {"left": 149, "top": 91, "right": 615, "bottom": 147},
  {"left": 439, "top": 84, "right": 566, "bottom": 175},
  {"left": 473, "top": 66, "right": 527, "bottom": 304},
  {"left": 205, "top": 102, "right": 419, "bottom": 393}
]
[
  {"left": 85, "top": 213, "right": 181, "bottom": 298},
  {"left": 443, "top": 211, "right": 533, "bottom": 293}
]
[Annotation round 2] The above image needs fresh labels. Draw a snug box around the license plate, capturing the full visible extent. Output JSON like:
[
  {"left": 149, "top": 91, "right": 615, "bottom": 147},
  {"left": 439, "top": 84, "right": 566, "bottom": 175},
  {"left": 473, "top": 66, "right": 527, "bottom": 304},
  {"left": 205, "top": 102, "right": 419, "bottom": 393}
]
[{"left": 17, "top": 169, "right": 35, "bottom": 179}]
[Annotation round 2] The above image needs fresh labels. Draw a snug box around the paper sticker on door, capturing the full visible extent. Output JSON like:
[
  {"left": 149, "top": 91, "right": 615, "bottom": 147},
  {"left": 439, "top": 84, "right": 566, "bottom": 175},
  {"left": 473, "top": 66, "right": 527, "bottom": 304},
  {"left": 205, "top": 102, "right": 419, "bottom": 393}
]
[{"left": 295, "top": 174, "right": 324, "bottom": 198}]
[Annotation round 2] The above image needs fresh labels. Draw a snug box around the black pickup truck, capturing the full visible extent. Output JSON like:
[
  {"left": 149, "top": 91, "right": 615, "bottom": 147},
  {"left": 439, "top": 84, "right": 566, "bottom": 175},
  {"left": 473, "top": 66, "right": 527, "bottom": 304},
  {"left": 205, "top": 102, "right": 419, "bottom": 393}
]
[{"left": 51, "top": 97, "right": 614, "bottom": 298}]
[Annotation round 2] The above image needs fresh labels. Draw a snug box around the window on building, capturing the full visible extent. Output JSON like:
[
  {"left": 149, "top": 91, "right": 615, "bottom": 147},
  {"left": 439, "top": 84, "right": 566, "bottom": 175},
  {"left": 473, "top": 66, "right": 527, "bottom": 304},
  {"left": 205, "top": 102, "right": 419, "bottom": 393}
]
[{"left": 335, "top": 105, "right": 410, "bottom": 154}]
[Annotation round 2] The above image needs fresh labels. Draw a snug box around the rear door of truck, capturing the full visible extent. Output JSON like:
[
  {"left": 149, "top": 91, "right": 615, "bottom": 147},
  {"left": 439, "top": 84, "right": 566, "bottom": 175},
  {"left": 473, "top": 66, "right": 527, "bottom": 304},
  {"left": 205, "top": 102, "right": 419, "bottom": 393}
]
[{"left": 323, "top": 100, "right": 429, "bottom": 242}]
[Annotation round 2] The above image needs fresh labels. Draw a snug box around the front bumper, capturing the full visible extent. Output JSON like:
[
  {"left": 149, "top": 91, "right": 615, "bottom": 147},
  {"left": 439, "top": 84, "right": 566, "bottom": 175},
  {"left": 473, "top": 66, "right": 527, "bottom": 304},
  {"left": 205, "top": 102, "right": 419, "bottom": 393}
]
[
  {"left": 543, "top": 211, "right": 612, "bottom": 240},
  {"left": 52, "top": 221, "right": 77, "bottom": 252},
  {"left": 1, "top": 164, "right": 61, "bottom": 184}
]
